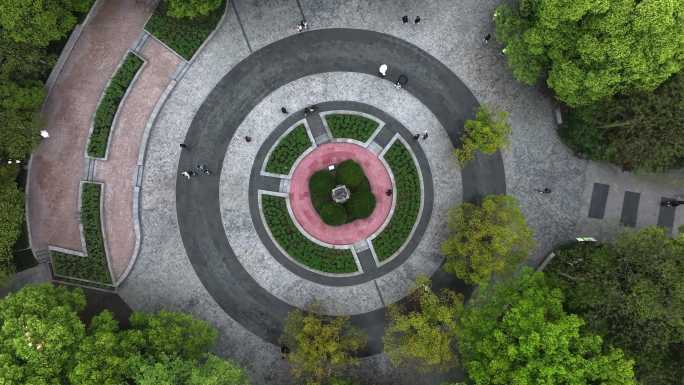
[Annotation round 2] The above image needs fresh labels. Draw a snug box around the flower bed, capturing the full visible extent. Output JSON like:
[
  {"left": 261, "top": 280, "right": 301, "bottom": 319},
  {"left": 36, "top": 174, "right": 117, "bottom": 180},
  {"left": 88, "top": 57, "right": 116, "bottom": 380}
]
[
  {"left": 372, "top": 141, "right": 421, "bottom": 261},
  {"left": 265, "top": 125, "right": 312, "bottom": 175},
  {"left": 145, "top": 0, "right": 226, "bottom": 60},
  {"left": 52, "top": 183, "right": 112, "bottom": 284},
  {"left": 87, "top": 52, "right": 143, "bottom": 158},
  {"left": 326, "top": 114, "right": 379, "bottom": 142},
  {"left": 262, "top": 195, "right": 357, "bottom": 273},
  {"left": 309, "top": 160, "right": 376, "bottom": 226}
]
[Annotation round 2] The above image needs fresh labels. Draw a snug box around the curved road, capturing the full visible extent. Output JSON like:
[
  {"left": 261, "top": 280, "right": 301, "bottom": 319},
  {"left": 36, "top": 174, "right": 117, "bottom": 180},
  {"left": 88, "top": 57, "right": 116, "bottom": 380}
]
[{"left": 176, "top": 28, "right": 505, "bottom": 355}]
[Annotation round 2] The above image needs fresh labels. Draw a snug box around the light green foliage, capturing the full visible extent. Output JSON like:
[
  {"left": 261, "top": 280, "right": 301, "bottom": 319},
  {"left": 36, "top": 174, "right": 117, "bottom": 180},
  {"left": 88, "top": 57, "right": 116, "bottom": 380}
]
[
  {"left": 546, "top": 227, "right": 684, "bottom": 385},
  {"left": 459, "top": 268, "right": 638, "bottom": 385},
  {"left": 167, "top": 0, "right": 223, "bottom": 19},
  {"left": 0, "top": 169, "right": 24, "bottom": 285},
  {"left": 0, "top": 0, "right": 93, "bottom": 47},
  {"left": 0, "top": 285, "right": 250, "bottom": 385},
  {"left": 441, "top": 194, "right": 534, "bottom": 285},
  {"left": 455, "top": 106, "right": 511, "bottom": 165},
  {"left": 0, "top": 284, "right": 86, "bottom": 384},
  {"left": 383, "top": 276, "right": 463, "bottom": 372},
  {"left": 281, "top": 308, "right": 367, "bottom": 385},
  {"left": 495, "top": 0, "right": 684, "bottom": 106}
]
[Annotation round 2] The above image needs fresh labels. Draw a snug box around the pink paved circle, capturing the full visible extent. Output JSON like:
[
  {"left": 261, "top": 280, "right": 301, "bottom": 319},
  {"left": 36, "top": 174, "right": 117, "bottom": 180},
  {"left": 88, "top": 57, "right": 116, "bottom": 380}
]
[{"left": 289, "top": 142, "right": 392, "bottom": 245}]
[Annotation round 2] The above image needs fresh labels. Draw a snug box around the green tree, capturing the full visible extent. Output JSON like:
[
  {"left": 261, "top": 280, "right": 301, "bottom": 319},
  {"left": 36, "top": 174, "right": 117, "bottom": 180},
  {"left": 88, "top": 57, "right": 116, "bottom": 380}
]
[
  {"left": 459, "top": 268, "right": 637, "bottom": 385},
  {"left": 281, "top": 308, "right": 366, "bottom": 385},
  {"left": 546, "top": 227, "right": 684, "bottom": 385},
  {"left": 383, "top": 276, "right": 463, "bottom": 372},
  {"left": 455, "top": 106, "right": 511, "bottom": 166},
  {"left": 494, "top": 0, "right": 684, "bottom": 106},
  {"left": 0, "top": 0, "right": 94, "bottom": 47},
  {"left": 0, "top": 284, "right": 250, "bottom": 385},
  {"left": 0, "top": 170, "right": 24, "bottom": 285},
  {"left": 441, "top": 194, "right": 535, "bottom": 285},
  {"left": 167, "top": 0, "right": 222, "bottom": 19}
]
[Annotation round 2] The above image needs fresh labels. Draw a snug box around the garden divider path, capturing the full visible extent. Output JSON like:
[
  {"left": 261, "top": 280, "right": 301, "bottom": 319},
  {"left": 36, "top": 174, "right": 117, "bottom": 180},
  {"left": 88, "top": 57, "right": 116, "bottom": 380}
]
[{"left": 27, "top": 0, "right": 183, "bottom": 284}]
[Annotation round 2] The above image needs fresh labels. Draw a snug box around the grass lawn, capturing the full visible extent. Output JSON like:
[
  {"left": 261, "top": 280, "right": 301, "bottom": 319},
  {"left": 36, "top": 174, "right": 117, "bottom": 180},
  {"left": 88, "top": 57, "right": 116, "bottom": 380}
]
[
  {"left": 326, "top": 114, "right": 379, "bottom": 142},
  {"left": 372, "top": 141, "right": 421, "bottom": 261},
  {"left": 262, "top": 195, "right": 358, "bottom": 273},
  {"left": 88, "top": 52, "right": 143, "bottom": 158},
  {"left": 145, "top": 0, "right": 226, "bottom": 60},
  {"left": 265, "top": 125, "right": 312, "bottom": 175},
  {"left": 53, "top": 183, "right": 112, "bottom": 285}
]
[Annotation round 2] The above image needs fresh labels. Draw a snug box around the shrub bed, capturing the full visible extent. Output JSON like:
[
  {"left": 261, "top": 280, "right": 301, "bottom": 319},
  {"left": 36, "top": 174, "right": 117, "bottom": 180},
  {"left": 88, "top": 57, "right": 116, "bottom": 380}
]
[
  {"left": 326, "top": 114, "right": 378, "bottom": 142},
  {"left": 145, "top": 0, "right": 226, "bottom": 60},
  {"left": 372, "top": 141, "right": 420, "bottom": 261},
  {"left": 87, "top": 52, "right": 143, "bottom": 158},
  {"left": 265, "top": 125, "right": 312, "bottom": 175},
  {"left": 52, "top": 183, "right": 112, "bottom": 284},
  {"left": 308, "top": 160, "right": 376, "bottom": 226},
  {"left": 261, "top": 195, "right": 357, "bottom": 273}
]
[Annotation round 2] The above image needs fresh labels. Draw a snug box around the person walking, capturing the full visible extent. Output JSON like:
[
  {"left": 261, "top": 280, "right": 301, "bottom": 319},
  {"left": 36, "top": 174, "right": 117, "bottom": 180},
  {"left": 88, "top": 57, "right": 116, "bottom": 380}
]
[
  {"left": 180, "top": 143, "right": 189, "bottom": 150},
  {"left": 402, "top": 15, "right": 409, "bottom": 23},
  {"left": 385, "top": 188, "right": 393, "bottom": 196},
  {"left": 281, "top": 106, "right": 288, "bottom": 114},
  {"left": 413, "top": 133, "right": 420, "bottom": 140},
  {"left": 40, "top": 130, "right": 50, "bottom": 138},
  {"left": 534, "top": 188, "right": 552, "bottom": 194},
  {"left": 422, "top": 130, "right": 428, "bottom": 140},
  {"left": 378, "top": 63, "right": 388, "bottom": 78},
  {"left": 181, "top": 170, "right": 197, "bottom": 179},
  {"left": 661, "top": 200, "right": 683, "bottom": 207},
  {"left": 483, "top": 33, "right": 491, "bottom": 44},
  {"left": 245, "top": 136, "right": 252, "bottom": 142},
  {"left": 197, "top": 164, "right": 212, "bottom": 176},
  {"left": 414, "top": 16, "right": 421, "bottom": 24}
]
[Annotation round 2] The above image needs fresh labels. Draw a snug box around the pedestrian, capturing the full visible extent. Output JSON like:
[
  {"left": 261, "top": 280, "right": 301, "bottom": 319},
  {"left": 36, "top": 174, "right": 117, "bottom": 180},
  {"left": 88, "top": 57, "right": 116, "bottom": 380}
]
[
  {"left": 40, "top": 130, "right": 50, "bottom": 138},
  {"left": 280, "top": 345, "right": 290, "bottom": 359},
  {"left": 181, "top": 171, "right": 196, "bottom": 179},
  {"left": 281, "top": 106, "right": 288, "bottom": 114},
  {"left": 483, "top": 33, "right": 491, "bottom": 44},
  {"left": 422, "top": 130, "right": 428, "bottom": 140},
  {"left": 414, "top": 16, "right": 421, "bottom": 24},
  {"left": 180, "top": 143, "right": 188, "bottom": 150},
  {"left": 535, "top": 188, "right": 552, "bottom": 194},
  {"left": 297, "top": 20, "right": 308, "bottom": 32},
  {"left": 402, "top": 15, "right": 409, "bottom": 23},
  {"left": 378, "top": 63, "right": 388, "bottom": 78},
  {"left": 394, "top": 80, "right": 402, "bottom": 89},
  {"left": 197, "top": 164, "right": 211, "bottom": 176},
  {"left": 413, "top": 133, "right": 420, "bottom": 140},
  {"left": 245, "top": 136, "right": 252, "bottom": 142},
  {"left": 385, "top": 188, "right": 393, "bottom": 196},
  {"left": 661, "top": 200, "right": 682, "bottom": 207}
]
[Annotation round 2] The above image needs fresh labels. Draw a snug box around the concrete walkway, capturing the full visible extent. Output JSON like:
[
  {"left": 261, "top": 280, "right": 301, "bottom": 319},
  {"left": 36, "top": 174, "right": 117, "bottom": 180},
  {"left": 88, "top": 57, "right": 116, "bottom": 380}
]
[{"left": 27, "top": 1, "right": 183, "bottom": 283}]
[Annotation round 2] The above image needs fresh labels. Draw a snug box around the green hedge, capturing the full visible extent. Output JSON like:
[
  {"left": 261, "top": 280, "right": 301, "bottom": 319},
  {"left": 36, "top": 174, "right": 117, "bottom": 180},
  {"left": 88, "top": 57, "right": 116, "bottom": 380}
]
[
  {"left": 319, "top": 202, "right": 348, "bottom": 226},
  {"left": 346, "top": 190, "right": 375, "bottom": 220},
  {"left": 52, "top": 183, "right": 112, "bottom": 284},
  {"left": 372, "top": 141, "right": 421, "bottom": 261},
  {"left": 87, "top": 53, "right": 143, "bottom": 158},
  {"left": 265, "top": 125, "right": 312, "bottom": 175},
  {"left": 145, "top": 0, "right": 225, "bottom": 60},
  {"left": 326, "top": 114, "right": 378, "bottom": 142},
  {"left": 261, "top": 195, "right": 357, "bottom": 273},
  {"left": 336, "top": 160, "right": 364, "bottom": 189}
]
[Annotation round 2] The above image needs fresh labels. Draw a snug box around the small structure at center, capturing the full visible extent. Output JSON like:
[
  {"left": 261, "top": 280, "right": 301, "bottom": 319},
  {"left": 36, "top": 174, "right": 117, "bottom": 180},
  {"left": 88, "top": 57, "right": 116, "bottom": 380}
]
[{"left": 332, "top": 185, "right": 350, "bottom": 203}]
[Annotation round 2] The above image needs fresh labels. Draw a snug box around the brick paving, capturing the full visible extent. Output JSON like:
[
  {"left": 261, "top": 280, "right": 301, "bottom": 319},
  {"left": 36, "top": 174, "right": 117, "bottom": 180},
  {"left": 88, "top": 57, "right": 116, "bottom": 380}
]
[{"left": 289, "top": 142, "right": 392, "bottom": 245}]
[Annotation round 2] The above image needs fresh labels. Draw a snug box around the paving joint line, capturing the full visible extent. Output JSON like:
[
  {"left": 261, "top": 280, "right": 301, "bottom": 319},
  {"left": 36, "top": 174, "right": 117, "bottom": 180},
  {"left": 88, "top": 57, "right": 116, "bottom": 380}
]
[
  {"left": 295, "top": 0, "right": 305, "bottom": 20},
  {"left": 230, "top": 0, "right": 253, "bottom": 54},
  {"left": 373, "top": 279, "right": 386, "bottom": 307}
]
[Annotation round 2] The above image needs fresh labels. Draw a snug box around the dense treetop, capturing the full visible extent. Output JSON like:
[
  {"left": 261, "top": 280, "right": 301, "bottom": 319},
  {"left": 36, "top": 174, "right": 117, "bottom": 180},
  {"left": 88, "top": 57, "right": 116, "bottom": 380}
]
[{"left": 495, "top": 0, "right": 684, "bottom": 106}]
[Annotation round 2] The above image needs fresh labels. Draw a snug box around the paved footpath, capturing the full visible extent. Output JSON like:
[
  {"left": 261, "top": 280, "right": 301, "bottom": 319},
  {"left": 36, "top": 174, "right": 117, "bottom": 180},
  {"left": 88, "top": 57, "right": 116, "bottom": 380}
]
[{"left": 27, "top": 0, "right": 183, "bottom": 283}]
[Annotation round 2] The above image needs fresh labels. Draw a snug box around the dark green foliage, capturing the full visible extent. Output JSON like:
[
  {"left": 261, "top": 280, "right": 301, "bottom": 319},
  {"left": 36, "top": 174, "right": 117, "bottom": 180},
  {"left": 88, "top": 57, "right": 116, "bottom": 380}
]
[
  {"left": 87, "top": 53, "right": 143, "bottom": 158},
  {"left": 0, "top": 167, "right": 24, "bottom": 286},
  {"left": 560, "top": 71, "right": 684, "bottom": 171},
  {"left": 326, "top": 114, "right": 378, "bottom": 142},
  {"left": 307, "top": 160, "right": 376, "bottom": 226},
  {"left": 52, "top": 183, "right": 112, "bottom": 284},
  {"left": 167, "top": 0, "right": 222, "bottom": 19},
  {"left": 545, "top": 228, "right": 684, "bottom": 385},
  {"left": 261, "top": 195, "right": 357, "bottom": 273},
  {"left": 265, "top": 125, "right": 312, "bottom": 175},
  {"left": 335, "top": 160, "right": 364, "bottom": 189},
  {"left": 372, "top": 141, "right": 420, "bottom": 261},
  {"left": 309, "top": 170, "right": 336, "bottom": 210},
  {"left": 145, "top": 0, "right": 225, "bottom": 60},
  {"left": 345, "top": 190, "right": 375, "bottom": 220},
  {"left": 319, "top": 202, "right": 347, "bottom": 226}
]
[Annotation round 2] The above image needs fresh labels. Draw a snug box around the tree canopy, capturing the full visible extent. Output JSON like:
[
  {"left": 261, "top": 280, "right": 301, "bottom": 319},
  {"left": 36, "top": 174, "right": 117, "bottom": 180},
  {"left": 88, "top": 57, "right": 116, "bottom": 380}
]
[
  {"left": 459, "top": 268, "right": 637, "bottom": 385},
  {"left": 0, "top": 0, "right": 93, "bottom": 47},
  {"left": 455, "top": 106, "right": 511, "bottom": 166},
  {"left": 0, "top": 284, "right": 250, "bottom": 385},
  {"left": 167, "top": 0, "right": 223, "bottom": 19},
  {"left": 494, "top": 0, "right": 684, "bottom": 106},
  {"left": 545, "top": 227, "right": 684, "bottom": 385},
  {"left": 0, "top": 169, "right": 24, "bottom": 286},
  {"left": 441, "top": 194, "right": 535, "bottom": 285},
  {"left": 281, "top": 308, "right": 366, "bottom": 385},
  {"left": 383, "top": 276, "right": 464, "bottom": 372}
]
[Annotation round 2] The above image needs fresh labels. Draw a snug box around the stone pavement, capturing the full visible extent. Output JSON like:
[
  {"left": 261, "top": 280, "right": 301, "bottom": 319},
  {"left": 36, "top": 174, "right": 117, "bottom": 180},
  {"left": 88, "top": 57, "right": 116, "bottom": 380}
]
[{"left": 289, "top": 142, "right": 393, "bottom": 246}]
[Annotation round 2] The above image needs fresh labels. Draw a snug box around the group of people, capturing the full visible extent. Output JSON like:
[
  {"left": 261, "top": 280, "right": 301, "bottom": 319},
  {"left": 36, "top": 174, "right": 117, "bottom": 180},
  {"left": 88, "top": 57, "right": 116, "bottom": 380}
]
[{"left": 180, "top": 164, "right": 212, "bottom": 179}]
